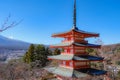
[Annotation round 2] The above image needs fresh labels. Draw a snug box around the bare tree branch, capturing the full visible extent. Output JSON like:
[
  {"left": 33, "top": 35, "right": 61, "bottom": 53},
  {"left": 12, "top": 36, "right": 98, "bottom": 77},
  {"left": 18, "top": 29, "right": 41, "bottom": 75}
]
[{"left": 0, "top": 14, "right": 23, "bottom": 32}]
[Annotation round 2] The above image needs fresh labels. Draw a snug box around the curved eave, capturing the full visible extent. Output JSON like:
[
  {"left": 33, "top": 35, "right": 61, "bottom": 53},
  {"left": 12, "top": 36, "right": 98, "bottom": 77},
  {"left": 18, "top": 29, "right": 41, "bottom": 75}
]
[
  {"left": 48, "top": 54, "right": 73, "bottom": 60},
  {"left": 44, "top": 67, "right": 88, "bottom": 78},
  {"left": 50, "top": 45, "right": 101, "bottom": 48},
  {"left": 52, "top": 30, "right": 72, "bottom": 37},
  {"left": 48, "top": 54, "right": 104, "bottom": 61},
  {"left": 52, "top": 29, "right": 99, "bottom": 38},
  {"left": 76, "top": 68, "right": 107, "bottom": 76},
  {"left": 83, "top": 33, "right": 99, "bottom": 38},
  {"left": 74, "top": 29, "right": 99, "bottom": 38},
  {"left": 74, "top": 43, "right": 101, "bottom": 48},
  {"left": 78, "top": 55, "right": 104, "bottom": 61},
  {"left": 50, "top": 42, "right": 72, "bottom": 48},
  {"left": 50, "top": 43, "right": 101, "bottom": 48},
  {"left": 45, "top": 67, "right": 106, "bottom": 78},
  {"left": 48, "top": 54, "right": 88, "bottom": 61}
]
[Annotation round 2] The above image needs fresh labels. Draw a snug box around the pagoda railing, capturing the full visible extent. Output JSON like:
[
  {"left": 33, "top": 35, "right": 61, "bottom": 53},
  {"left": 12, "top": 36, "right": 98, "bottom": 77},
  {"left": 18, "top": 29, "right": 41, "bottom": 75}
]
[
  {"left": 62, "top": 40, "right": 73, "bottom": 43},
  {"left": 61, "top": 52, "right": 73, "bottom": 54},
  {"left": 62, "top": 39, "right": 88, "bottom": 44}
]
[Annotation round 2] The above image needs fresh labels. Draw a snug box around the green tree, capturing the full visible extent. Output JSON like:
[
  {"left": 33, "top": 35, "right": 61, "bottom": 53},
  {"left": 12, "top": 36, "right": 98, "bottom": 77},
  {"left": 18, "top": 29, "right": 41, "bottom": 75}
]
[
  {"left": 116, "top": 61, "right": 120, "bottom": 65},
  {"left": 86, "top": 48, "right": 94, "bottom": 53},
  {"left": 34, "top": 45, "right": 49, "bottom": 67},
  {"left": 28, "top": 44, "right": 35, "bottom": 63},
  {"left": 45, "top": 47, "right": 52, "bottom": 56},
  {"left": 23, "top": 44, "right": 52, "bottom": 68},
  {"left": 23, "top": 44, "right": 35, "bottom": 63},
  {"left": 53, "top": 48, "right": 61, "bottom": 55},
  {"left": 23, "top": 52, "right": 28, "bottom": 63},
  {"left": 117, "top": 71, "right": 120, "bottom": 79}
]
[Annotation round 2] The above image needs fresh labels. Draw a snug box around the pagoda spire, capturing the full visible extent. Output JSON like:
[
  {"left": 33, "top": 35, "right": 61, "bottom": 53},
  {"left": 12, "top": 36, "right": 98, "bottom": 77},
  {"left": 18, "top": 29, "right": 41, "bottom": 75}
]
[{"left": 73, "top": 0, "right": 78, "bottom": 30}]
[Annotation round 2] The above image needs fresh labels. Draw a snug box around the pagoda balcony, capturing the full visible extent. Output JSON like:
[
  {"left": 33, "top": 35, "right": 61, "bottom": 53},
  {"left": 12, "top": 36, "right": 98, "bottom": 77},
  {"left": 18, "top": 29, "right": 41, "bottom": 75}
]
[
  {"left": 60, "top": 65, "right": 74, "bottom": 69},
  {"left": 74, "top": 39, "right": 88, "bottom": 44},
  {"left": 61, "top": 52, "right": 73, "bottom": 54},
  {"left": 74, "top": 65, "right": 90, "bottom": 69},
  {"left": 75, "top": 50, "right": 85, "bottom": 53},
  {"left": 62, "top": 39, "right": 88, "bottom": 44},
  {"left": 62, "top": 40, "right": 73, "bottom": 43},
  {"left": 60, "top": 64, "right": 90, "bottom": 69}
]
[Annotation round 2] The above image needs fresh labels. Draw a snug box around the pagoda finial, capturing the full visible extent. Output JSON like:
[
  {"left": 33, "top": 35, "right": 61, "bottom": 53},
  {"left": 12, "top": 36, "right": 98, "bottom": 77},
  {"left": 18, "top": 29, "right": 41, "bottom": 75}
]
[{"left": 72, "top": 0, "right": 78, "bottom": 30}]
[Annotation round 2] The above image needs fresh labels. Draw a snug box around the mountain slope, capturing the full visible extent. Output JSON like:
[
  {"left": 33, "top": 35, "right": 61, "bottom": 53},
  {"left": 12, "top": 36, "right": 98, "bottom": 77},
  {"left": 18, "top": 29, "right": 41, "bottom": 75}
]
[{"left": 0, "top": 35, "right": 30, "bottom": 50}]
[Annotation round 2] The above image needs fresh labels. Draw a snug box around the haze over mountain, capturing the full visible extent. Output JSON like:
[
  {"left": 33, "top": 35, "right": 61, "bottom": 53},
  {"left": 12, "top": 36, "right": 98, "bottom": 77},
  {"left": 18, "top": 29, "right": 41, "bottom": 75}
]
[{"left": 0, "top": 35, "right": 30, "bottom": 50}]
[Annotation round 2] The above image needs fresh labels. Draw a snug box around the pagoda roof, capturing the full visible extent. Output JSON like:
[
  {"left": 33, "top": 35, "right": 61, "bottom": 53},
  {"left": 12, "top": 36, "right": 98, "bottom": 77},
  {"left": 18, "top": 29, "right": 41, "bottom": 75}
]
[
  {"left": 79, "top": 55, "right": 104, "bottom": 61},
  {"left": 48, "top": 54, "right": 88, "bottom": 60},
  {"left": 76, "top": 68, "right": 107, "bottom": 75},
  {"left": 48, "top": 54, "right": 104, "bottom": 61},
  {"left": 44, "top": 66, "right": 88, "bottom": 78},
  {"left": 50, "top": 42, "right": 101, "bottom": 48},
  {"left": 45, "top": 66, "right": 106, "bottom": 78},
  {"left": 52, "top": 29, "right": 99, "bottom": 38}
]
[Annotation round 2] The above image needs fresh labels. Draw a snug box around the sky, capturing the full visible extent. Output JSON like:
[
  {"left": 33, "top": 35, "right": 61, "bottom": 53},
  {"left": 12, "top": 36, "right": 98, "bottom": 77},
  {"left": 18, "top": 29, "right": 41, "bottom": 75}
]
[{"left": 0, "top": 0, "right": 120, "bottom": 45}]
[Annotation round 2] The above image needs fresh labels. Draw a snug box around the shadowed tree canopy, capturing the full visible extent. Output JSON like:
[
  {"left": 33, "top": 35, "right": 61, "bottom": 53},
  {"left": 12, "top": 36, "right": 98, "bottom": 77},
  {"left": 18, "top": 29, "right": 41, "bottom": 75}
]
[
  {"left": 23, "top": 44, "right": 52, "bottom": 68},
  {"left": 53, "top": 48, "right": 61, "bottom": 55}
]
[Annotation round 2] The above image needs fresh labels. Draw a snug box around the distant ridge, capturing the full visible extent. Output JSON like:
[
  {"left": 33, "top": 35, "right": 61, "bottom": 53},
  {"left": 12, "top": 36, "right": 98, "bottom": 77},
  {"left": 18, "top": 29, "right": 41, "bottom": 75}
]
[
  {"left": 103, "top": 43, "right": 120, "bottom": 49},
  {"left": 104, "top": 43, "right": 120, "bottom": 47},
  {"left": 0, "top": 35, "right": 30, "bottom": 50}
]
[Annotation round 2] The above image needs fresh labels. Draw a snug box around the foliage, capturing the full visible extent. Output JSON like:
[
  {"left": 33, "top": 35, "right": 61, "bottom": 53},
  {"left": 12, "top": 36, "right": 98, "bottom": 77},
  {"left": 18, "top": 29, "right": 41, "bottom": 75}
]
[
  {"left": 23, "top": 44, "right": 52, "bottom": 68},
  {"left": 116, "top": 61, "right": 120, "bottom": 65},
  {"left": 53, "top": 48, "right": 61, "bottom": 55},
  {"left": 86, "top": 48, "right": 95, "bottom": 53},
  {"left": 116, "top": 70, "right": 120, "bottom": 80},
  {"left": 106, "top": 58, "right": 112, "bottom": 65},
  {"left": 61, "top": 48, "right": 64, "bottom": 52},
  {"left": 23, "top": 44, "right": 35, "bottom": 63},
  {"left": 116, "top": 47, "right": 120, "bottom": 53}
]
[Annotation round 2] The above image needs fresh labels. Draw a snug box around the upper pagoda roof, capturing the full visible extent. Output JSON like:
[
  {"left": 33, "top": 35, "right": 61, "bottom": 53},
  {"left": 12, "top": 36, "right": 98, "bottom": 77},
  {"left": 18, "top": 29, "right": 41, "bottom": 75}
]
[
  {"left": 52, "top": 28, "right": 99, "bottom": 38},
  {"left": 52, "top": 0, "right": 99, "bottom": 38},
  {"left": 48, "top": 54, "right": 104, "bottom": 61},
  {"left": 50, "top": 42, "right": 101, "bottom": 48}
]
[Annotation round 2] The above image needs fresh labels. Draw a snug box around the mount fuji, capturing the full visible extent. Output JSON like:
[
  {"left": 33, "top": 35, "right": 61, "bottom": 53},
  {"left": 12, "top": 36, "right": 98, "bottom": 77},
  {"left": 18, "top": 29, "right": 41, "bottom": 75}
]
[{"left": 0, "top": 35, "right": 30, "bottom": 50}]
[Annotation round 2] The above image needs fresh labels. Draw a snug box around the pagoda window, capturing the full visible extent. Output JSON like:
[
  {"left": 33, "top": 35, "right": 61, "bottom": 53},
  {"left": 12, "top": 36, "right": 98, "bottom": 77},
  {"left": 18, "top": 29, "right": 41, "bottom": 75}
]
[
  {"left": 69, "top": 61, "right": 73, "bottom": 67},
  {"left": 71, "top": 37, "right": 74, "bottom": 40},
  {"left": 64, "top": 49, "right": 67, "bottom": 53},
  {"left": 70, "top": 49, "right": 73, "bottom": 54},
  {"left": 63, "top": 61, "right": 66, "bottom": 65}
]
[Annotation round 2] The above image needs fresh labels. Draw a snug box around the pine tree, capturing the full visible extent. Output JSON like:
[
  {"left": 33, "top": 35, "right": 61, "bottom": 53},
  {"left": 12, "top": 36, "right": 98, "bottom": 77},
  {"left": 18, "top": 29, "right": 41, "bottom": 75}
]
[
  {"left": 45, "top": 47, "right": 52, "bottom": 56},
  {"left": 23, "top": 52, "right": 28, "bottom": 63},
  {"left": 23, "top": 44, "right": 35, "bottom": 63},
  {"left": 28, "top": 44, "right": 35, "bottom": 63},
  {"left": 34, "top": 45, "right": 48, "bottom": 67}
]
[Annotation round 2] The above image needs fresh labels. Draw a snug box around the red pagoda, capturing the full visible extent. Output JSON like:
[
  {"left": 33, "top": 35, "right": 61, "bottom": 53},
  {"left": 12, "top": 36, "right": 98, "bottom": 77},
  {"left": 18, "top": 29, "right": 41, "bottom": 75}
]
[{"left": 45, "top": 0, "right": 106, "bottom": 79}]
